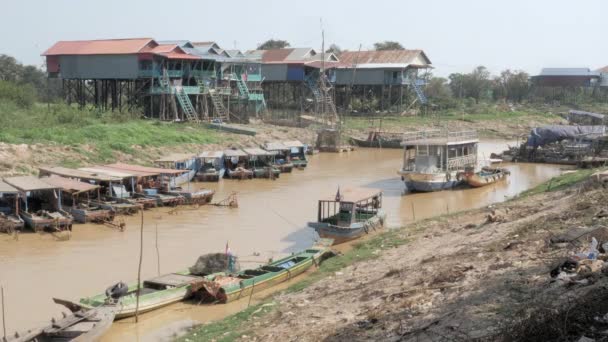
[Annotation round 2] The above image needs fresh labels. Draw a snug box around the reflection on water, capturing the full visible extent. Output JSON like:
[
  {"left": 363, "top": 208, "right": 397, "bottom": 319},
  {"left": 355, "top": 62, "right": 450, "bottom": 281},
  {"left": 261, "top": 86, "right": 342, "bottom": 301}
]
[{"left": 0, "top": 141, "right": 564, "bottom": 340}]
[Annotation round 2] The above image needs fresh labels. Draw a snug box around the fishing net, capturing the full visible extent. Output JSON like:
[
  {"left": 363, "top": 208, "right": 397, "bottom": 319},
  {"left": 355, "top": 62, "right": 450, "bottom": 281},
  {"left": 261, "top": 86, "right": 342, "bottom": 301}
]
[{"left": 189, "top": 253, "right": 237, "bottom": 275}]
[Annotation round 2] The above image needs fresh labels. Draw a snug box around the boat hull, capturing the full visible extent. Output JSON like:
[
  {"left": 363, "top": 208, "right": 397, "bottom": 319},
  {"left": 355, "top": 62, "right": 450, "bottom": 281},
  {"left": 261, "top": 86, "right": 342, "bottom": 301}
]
[
  {"left": 196, "top": 169, "right": 226, "bottom": 182},
  {"left": 69, "top": 207, "right": 115, "bottom": 224},
  {"left": 226, "top": 168, "right": 254, "bottom": 179},
  {"left": 400, "top": 171, "right": 463, "bottom": 192},
  {"left": 464, "top": 169, "right": 509, "bottom": 188},
  {"left": 308, "top": 211, "right": 386, "bottom": 245},
  {"left": 351, "top": 137, "right": 402, "bottom": 149}
]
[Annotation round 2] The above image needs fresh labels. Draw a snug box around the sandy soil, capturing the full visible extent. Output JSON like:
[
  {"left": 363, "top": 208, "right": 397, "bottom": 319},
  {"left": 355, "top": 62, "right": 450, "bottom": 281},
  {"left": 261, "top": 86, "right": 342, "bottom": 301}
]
[{"left": 239, "top": 176, "right": 608, "bottom": 341}]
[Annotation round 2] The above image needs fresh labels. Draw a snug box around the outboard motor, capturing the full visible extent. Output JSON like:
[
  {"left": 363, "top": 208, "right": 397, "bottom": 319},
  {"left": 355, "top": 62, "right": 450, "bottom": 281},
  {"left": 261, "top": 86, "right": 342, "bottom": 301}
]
[{"left": 105, "top": 281, "right": 129, "bottom": 300}]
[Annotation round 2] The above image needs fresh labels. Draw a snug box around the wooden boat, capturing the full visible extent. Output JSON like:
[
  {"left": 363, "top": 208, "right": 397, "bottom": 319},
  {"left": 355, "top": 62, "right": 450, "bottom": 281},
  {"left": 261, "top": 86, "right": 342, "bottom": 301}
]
[
  {"left": 21, "top": 210, "right": 73, "bottom": 232},
  {"left": 224, "top": 148, "right": 254, "bottom": 179},
  {"left": 7, "top": 299, "right": 117, "bottom": 342},
  {"left": 398, "top": 130, "right": 479, "bottom": 192},
  {"left": 350, "top": 131, "right": 403, "bottom": 149},
  {"left": 69, "top": 203, "right": 114, "bottom": 224},
  {"left": 243, "top": 148, "right": 280, "bottom": 179},
  {"left": 263, "top": 142, "right": 294, "bottom": 173},
  {"left": 0, "top": 213, "right": 24, "bottom": 233},
  {"left": 308, "top": 188, "right": 385, "bottom": 244},
  {"left": 90, "top": 199, "right": 140, "bottom": 215},
  {"left": 80, "top": 272, "right": 206, "bottom": 320},
  {"left": 163, "top": 188, "right": 215, "bottom": 205},
  {"left": 197, "top": 151, "right": 226, "bottom": 182},
  {"left": 192, "top": 247, "right": 329, "bottom": 303},
  {"left": 461, "top": 167, "right": 510, "bottom": 188}
]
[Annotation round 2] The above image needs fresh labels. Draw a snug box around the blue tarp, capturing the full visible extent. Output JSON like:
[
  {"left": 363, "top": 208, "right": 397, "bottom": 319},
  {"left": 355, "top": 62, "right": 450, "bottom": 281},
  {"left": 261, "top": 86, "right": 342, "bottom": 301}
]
[{"left": 527, "top": 125, "right": 606, "bottom": 148}]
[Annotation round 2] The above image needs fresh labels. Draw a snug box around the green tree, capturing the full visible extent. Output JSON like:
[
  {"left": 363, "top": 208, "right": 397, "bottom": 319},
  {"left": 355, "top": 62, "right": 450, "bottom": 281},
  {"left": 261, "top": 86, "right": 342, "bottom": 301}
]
[
  {"left": 258, "top": 39, "right": 291, "bottom": 50},
  {"left": 492, "top": 69, "right": 530, "bottom": 102},
  {"left": 373, "top": 41, "right": 404, "bottom": 51},
  {"left": 448, "top": 66, "right": 492, "bottom": 103}
]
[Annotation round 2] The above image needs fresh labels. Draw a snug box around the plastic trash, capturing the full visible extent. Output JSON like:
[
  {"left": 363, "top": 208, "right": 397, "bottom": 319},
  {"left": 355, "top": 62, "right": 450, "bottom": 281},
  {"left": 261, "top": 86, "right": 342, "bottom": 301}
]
[{"left": 575, "top": 237, "right": 599, "bottom": 260}]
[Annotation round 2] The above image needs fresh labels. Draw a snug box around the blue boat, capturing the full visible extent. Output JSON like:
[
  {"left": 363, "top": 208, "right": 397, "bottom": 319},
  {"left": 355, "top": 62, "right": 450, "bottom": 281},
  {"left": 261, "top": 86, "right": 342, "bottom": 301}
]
[{"left": 197, "top": 151, "right": 226, "bottom": 182}]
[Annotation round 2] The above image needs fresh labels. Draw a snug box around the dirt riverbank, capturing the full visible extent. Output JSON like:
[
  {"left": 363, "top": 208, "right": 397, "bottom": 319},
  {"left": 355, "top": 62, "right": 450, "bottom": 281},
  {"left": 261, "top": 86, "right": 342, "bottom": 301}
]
[{"left": 181, "top": 170, "right": 608, "bottom": 341}]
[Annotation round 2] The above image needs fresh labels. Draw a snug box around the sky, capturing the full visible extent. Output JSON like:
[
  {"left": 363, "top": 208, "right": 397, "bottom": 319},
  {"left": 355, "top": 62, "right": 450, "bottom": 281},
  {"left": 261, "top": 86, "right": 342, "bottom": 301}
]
[{"left": 2, "top": 0, "right": 607, "bottom": 77}]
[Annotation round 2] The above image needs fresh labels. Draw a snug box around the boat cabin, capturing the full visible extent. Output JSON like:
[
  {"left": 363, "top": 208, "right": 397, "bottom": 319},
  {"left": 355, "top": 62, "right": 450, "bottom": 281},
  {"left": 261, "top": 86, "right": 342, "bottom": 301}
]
[
  {"left": 4, "top": 176, "right": 73, "bottom": 231},
  {"left": 197, "top": 151, "right": 226, "bottom": 181},
  {"left": 317, "top": 188, "right": 383, "bottom": 227},
  {"left": 262, "top": 142, "right": 293, "bottom": 173},
  {"left": 39, "top": 166, "right": 123, "bottom": 197},
  {"left": 154, "top": 153, "right": 199, "bottom": 187},
  {"left": 0, "top": 180, "right": 23, "bottom": 233},
  {"left": 283, "top": 140, "right": 308, "bottom": 168},
  {"left": 243, "top": 148, "right": 280, "bottom": 179},
  {"left": 401, "top": 130, "right": 479, "bottom": 174},
  {"left": 41, "top": 176, "right": 114, "bottom": 224},
  {"left": 223, "top": 148, "right": 253, "bottom": 179}
]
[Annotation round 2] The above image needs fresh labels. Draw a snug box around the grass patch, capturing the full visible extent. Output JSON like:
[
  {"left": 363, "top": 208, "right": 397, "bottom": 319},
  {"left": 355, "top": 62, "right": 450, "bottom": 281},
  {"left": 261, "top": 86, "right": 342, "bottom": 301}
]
[
  {"left": 0, "top": 101, "right": 225, "bottom": 163},
  {"left": 178, "top": 301, "right": 277, "bottom": 342},
  {"left": 521, "top": 168, "right": 599, "bottom": 197}
]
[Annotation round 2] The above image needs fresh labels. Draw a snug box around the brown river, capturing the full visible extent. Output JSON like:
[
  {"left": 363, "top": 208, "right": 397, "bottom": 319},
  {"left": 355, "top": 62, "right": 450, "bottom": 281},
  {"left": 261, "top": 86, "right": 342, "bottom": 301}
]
[{"left": 0, "top": 141, "right": 564, "bottom": 341}]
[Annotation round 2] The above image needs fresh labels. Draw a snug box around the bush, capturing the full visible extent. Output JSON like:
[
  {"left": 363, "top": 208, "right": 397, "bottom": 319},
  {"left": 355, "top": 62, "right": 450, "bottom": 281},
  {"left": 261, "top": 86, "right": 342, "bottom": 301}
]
[{"left": 0, "top": 80, "right": 35, "bottom": 108}]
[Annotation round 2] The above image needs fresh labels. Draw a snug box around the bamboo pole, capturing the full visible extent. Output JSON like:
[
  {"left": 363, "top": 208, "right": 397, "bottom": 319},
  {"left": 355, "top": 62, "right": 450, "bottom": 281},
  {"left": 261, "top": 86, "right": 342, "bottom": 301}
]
[
  {"left": 155, "top": 224, "right": 160, "bottom": 276},
  {"left": 134, "top": 210, "right": 144, "bottom": 323}
]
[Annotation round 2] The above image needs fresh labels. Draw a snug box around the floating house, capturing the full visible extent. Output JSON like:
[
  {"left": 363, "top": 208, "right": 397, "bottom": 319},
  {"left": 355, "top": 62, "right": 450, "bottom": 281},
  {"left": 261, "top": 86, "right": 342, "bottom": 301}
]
[{"left": 0, "top": 180, "right": 23, "bottom": 233}]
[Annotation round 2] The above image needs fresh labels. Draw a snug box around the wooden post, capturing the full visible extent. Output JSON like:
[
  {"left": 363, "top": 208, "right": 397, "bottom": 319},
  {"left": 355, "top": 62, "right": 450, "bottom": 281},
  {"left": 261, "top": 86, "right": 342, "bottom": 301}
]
[
  {"left": 155, "top": 224, "right": 160, "bottom": 276},
  {"left": 2, "top": 286, "right": 6, "bottom": 340},
  {"left": 411, "top": 201, "right": 416, "bottom": 221},
  {"left": 134, "top": 210, "right": 144, "bottom": 323}
]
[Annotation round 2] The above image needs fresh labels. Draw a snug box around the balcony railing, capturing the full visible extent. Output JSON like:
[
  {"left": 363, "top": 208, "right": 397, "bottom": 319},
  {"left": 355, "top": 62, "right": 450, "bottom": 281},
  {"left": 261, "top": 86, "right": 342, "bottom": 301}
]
[
  {"left": 191, "top": 70, "right": 215, "bottom": 79},
  {"left": 167, "top": 70, "right": 183, "bottom": 78},
  {"left": 402, "top": 130, "right": 478, "bottom": 145},
  {"left": 138, "top": 69, "right": 161, "bottom": 78}
]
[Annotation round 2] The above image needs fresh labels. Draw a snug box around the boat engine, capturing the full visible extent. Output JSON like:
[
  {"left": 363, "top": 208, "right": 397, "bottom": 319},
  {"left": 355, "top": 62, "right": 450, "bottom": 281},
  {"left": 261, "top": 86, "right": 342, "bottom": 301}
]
[{"left": 105, "top": 281, "right": 129, "bottom": 300}]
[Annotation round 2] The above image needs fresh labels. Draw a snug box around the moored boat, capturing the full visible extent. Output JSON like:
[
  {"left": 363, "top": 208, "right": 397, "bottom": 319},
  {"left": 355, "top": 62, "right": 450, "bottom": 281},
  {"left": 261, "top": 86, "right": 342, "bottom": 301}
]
[
  {"left": 398, "top": 130, "right": 479, "bottom": 192},
  {"left": 462, "top": 166, "right": 510, "bottom": 188},
  {"left": 80, "top": 272, "right": 206, "bottom": 320},
  {"left": 0, "top": 180, "right": 24, "bottom": 233},
  {"left": 197, "top": 151, "right": 226, "bottom": 182},
  {"left": 163, "top": 188, "right": 215, "bottom": 205},
  {"left": 284, "top": 140, "right": 308, "bottom": 168},
  {"left": 224, "top": 148, "right": 254, "bottom": 179},
  {"left": 350, "top": 131, "right": 403, "bottom": 149},
  {"left": 243, "top": 148, "right": 280, "bottom": 179},
  {"left": 263, "top": 142, "right": 294, "bottom": 173},
  {"left": 7, "top": 299, "right": 117, "bottom": 342},
  {"left": 191, "top": 247, "right": 330, "bottom": 303},
  {"left": 308, "top": 188, "right": 385, "bottom": 245},
  {"left": 154, "top": 154, "right": 199, "bottom": 187}
]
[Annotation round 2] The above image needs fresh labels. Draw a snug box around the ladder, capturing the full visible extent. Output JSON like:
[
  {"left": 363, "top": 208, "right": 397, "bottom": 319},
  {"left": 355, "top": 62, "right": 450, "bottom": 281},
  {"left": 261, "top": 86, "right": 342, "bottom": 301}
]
[
  {"left": 234, "top": 74, "right": 250, "bottom": 98},
  {"left": 304, "top": 75, "right": 322, "bottom": 102},
  {"left": 175, "top": 88, "right": 199, "bottom": 123},
  {"left": 318, "top": 74, "right": 339, "bottom": 125},
  {"left": 208, "top": 89, "right": 229, "bottom": 122},
  {"left": 410, "top": 79, "right": 428, "bottom": 105}
]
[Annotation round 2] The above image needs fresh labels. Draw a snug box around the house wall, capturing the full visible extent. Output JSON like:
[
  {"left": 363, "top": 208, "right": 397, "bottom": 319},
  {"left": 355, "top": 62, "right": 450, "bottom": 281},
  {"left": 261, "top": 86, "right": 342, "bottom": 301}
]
[
  {"left": 261, "top": 64, "right": 287, "bottom": 81},
  {"left": 600, "top": 73, "right": 608, "bottom": 87},
  {"left": 334, "top": 69, "right": 386, "bottom": 85},
  {"left": 58, "top": 54, "right": 140, "bottom": 79},
  {"left": 287, "top": 65, "right": 304, "bottom": 81}
]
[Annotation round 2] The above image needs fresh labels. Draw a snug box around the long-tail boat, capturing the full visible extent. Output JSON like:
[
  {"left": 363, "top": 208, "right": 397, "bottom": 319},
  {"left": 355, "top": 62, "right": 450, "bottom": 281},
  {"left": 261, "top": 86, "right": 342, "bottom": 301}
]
[
  {"left": 192, "top": 247, "right": 329, "bottom": 303},
  {"left": 461, "top": 166, "right": 510, "bottom": 188},
  {"left": 308, "top": 187, "right": 385, "bottom": 245}
]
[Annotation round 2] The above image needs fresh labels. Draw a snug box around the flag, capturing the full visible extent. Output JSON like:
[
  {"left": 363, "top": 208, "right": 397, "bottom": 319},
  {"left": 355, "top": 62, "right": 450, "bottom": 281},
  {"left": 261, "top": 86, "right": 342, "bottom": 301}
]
[
  {"left": 335, "top": 186, "right": 342, "bottom": 202},
  {"left": 225, "top": 241, "right": 231, "bottom": 256}
]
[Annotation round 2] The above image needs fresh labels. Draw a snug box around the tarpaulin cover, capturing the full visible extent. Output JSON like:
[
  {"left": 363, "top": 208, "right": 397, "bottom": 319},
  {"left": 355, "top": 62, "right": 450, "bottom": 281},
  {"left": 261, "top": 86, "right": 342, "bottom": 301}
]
[{"left": 527, "top": 125, "right": 606, "bottom": 148}]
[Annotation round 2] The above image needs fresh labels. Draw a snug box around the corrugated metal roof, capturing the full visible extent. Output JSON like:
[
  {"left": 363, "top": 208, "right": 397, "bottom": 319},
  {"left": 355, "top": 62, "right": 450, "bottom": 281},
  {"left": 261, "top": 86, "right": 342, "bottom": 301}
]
[
  {"left": 79, "top": 167, "right": 135, "bottom": 179},
  {"left": 157, "top": 40, "right": 194, "bottom": 48},
  {"left": 537, "top": 68, "right": 600, "bottom": 77},
  {"left": 224, "top": 148, "right": 247, "bottom": 157},
  {"left": 4, "top": 176, "right": 59, "bottom": 192},
  {"left": 105, "top": 163, "right": 186, "bottom": 175},
  {"left": 154, "top": 153, "right": 196, "bottom": 163},
  {"left": 263, "top": 142, "right": 287, "bottom": 151},
  {"left": 199, "top": 151, "right": 224, "bottom": 158},
  {"left": 258, "top": 49, "right": 295, "bottom": 62},
  {"left": 243, "top": 148, "right": 272, "bottom": 156},
  {"left": 225, "top": 49, "right": 244, "bottom": 58},
  {"left": 597, "top": 66, "right": 608, "bottom": 73},
  {"left": 42, "top": 38, "right": 155, "bottom": 56},
  {"left": 0, "top": 180, "right": 18, "bottom": 193},
  {"left": 192, "top": 42, "right": 220, "bottom": 49},
  {"left": 339, "top": 50, "right": 431, "bottom": 66},
  {"left": 323, "top": 188, "right": 382, "bottom": 203},
  {"left": 283, "top": 140, "right": 304, "bottom": 148},
  {"left": 285, "top": 48, "right": 316, "bottom": 61},
  {"left": 41, "top": 176, "right": 99, "bottom": 194},
  {"left": 39, "top": 166, "right": 123, "bottom": 182}
]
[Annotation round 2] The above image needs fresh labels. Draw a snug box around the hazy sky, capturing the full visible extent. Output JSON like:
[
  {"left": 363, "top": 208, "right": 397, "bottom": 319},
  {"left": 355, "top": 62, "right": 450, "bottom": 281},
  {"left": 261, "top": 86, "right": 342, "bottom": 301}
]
[{"left": 2, "top": 0, "right": 606, "bottom": 77}]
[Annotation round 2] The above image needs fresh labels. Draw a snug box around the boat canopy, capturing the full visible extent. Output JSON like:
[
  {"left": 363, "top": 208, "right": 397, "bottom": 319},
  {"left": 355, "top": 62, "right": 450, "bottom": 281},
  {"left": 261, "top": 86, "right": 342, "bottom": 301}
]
[
  {"left": 322, "top": 187, "right": 382, "bottom": 204},
  {"left": 79, "top": 167, "right": 136, "bottom": 179},
  {"left": 0, "top": 180, "right": 18, "bottom": 194},
  {"left": 154, "top": 153, "right": 196, "bottom": 163},
  {"left": 224, "top": 148, "right": 247, "bottom": 158},
  {"left": 199, "top": 151, "right": 224, "bottom": 159},
  {"left": 41, "top": 176, "right": 99, "bottom": 194},
  {"left": 105, "top": 163, "right": 186, "bottom": 175},
  {"left": 527, "top": 125, "right": 606, "bottom": 148},
  {"left": 283, "top": 140, "right": 305, "bottom": 148},
  {"left": 243, "top": 148, "right": 272, "bottom": 156},
  {"left": 4, "top": 176, "right": 60, "bottom": 192},
  {"left": 39, "top": 166, "right": 122, "bottom": 182},
  {"left": 402, "top": 130, "right": 478, "bottom": 147},
  {"left": 263, "top": 142, "right": 288, "bottom": 151}
]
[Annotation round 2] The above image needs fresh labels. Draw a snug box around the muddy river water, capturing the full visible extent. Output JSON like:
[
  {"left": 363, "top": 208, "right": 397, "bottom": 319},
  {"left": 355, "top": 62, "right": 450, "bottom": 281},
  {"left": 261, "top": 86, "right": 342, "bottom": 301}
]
[{"left": 0, "top": 141, "right": 564, "bottom": 341}]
